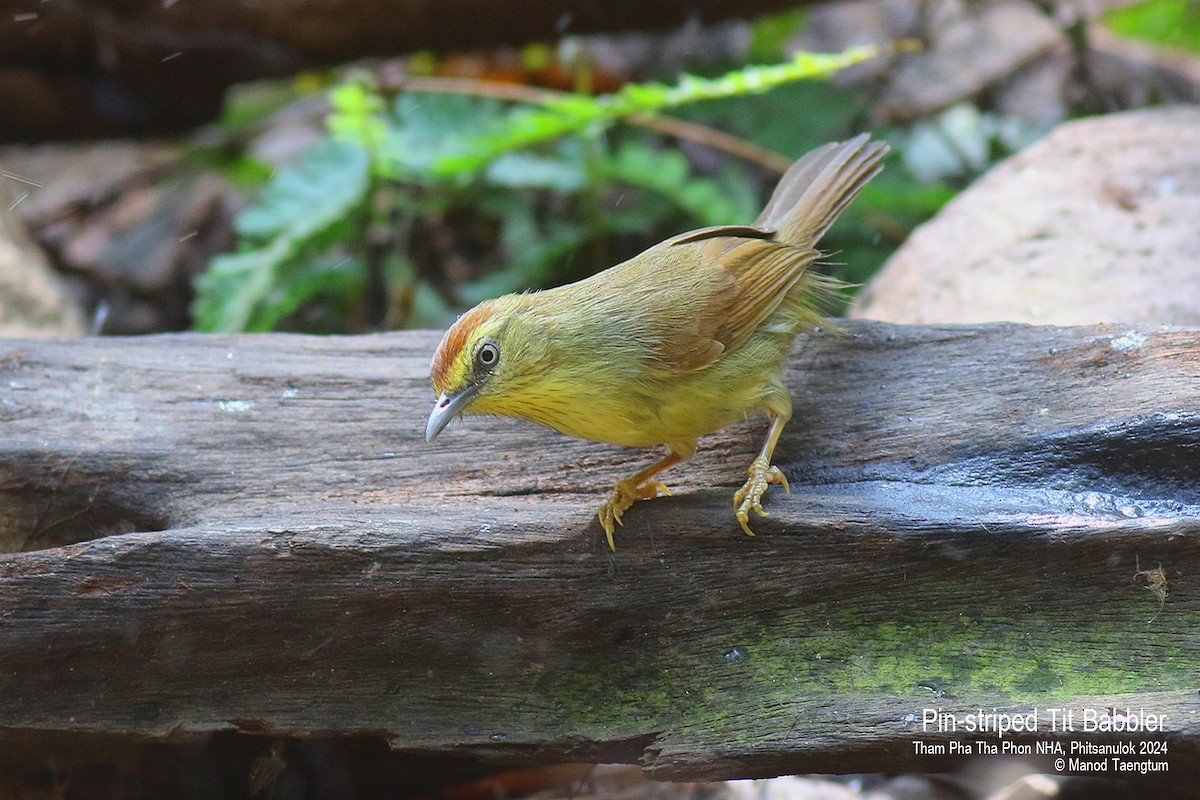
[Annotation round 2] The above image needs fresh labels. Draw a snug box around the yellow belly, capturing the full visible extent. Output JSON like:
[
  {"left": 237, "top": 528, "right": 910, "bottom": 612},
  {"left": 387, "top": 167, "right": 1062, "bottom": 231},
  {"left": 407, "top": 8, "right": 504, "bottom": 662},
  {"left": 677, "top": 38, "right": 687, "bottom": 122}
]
[{"left": 480, "top": 330, "right": 795, "bottom": 450}]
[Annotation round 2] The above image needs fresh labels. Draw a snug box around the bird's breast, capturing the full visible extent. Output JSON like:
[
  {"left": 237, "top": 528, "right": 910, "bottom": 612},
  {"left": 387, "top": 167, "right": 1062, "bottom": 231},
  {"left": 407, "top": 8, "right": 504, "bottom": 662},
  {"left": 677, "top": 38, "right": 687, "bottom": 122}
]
[{"left": 494, "top": 331, "right": 793, "bottom": 448}]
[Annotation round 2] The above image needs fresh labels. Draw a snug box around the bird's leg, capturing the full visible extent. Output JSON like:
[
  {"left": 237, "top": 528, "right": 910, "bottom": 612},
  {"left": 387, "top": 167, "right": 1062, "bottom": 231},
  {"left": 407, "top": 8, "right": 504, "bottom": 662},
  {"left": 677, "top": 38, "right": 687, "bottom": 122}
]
[
  {"left": 597, "top": 451, "right": 682, "bottom": 551},
  {"left": 734, "top": 412, "right": 791, "bottom": 536}
]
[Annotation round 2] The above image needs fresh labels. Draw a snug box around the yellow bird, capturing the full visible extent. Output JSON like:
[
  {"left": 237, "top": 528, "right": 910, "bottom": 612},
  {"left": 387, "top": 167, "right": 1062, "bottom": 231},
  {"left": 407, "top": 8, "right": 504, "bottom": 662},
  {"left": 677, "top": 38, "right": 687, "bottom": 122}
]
[{"left": 426, "top": 134, "right": 888, "bottom": 549}]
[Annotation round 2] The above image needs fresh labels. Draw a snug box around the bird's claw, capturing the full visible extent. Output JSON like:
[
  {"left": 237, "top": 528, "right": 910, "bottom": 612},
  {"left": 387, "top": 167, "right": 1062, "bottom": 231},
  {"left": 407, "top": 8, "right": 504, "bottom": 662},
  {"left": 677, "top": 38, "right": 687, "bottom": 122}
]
[
  {"left": 597, "top": 479, "right": 671, "bottom": 551},
  {"left": 734, "top": 457, "right": 790, "bottom": 536}
]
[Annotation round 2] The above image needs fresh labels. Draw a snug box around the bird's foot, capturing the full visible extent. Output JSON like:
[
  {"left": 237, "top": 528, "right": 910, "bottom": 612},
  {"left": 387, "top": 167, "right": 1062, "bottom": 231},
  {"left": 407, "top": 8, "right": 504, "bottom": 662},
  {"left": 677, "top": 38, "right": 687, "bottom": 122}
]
[
  {"left": 597, "top": 478, "right": 671, "bottom": 551},
  {"left": 734, "top": 457, "right": 790, "bottom": 536}
]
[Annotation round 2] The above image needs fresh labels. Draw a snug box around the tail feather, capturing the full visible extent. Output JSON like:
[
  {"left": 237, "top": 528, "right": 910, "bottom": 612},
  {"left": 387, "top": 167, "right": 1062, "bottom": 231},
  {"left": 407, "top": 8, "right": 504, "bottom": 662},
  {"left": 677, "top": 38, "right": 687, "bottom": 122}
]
[{"left": 755, "top": 133, "right": 890, "bottom": 248}]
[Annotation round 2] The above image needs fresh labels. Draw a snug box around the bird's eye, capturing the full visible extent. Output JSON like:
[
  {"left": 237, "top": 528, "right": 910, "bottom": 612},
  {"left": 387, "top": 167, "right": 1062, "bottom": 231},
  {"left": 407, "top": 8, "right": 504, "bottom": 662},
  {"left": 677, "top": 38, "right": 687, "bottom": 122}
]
[{"left": 476, "top": 342, "right": 500, "bottom": 369}]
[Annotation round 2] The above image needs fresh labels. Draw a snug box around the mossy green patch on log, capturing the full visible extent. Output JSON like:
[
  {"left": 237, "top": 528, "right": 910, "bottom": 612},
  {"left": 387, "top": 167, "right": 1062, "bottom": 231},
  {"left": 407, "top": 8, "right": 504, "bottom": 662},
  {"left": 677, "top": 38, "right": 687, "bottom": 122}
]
[{"left": 539, "top": 555, "right": 1197, "bottom": 735}]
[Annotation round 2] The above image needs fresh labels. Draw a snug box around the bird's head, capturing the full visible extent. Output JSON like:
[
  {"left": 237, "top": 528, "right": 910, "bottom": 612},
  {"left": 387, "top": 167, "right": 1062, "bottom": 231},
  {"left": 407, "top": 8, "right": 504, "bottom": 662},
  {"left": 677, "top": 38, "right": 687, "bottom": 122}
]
[
  {"left": 425, "top": 300, "right": 503, "bottom": 442},
  {"left": 425, "top": 297, "right": 551, "bottom": 442}
]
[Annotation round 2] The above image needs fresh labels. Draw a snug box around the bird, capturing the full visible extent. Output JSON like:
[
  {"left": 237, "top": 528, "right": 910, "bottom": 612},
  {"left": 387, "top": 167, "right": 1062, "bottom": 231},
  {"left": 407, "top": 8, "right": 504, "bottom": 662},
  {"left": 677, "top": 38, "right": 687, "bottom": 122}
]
[{"left": 425, "top": 134, "right": 888, "bottom": 550}]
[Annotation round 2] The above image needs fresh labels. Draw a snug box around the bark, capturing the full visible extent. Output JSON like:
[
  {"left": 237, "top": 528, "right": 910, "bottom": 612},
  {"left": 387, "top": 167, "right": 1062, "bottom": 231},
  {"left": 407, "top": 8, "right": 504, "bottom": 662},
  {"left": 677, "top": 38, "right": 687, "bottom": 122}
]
[{"left": 0, "top": 321, "right": 1197, "bottom": 790}]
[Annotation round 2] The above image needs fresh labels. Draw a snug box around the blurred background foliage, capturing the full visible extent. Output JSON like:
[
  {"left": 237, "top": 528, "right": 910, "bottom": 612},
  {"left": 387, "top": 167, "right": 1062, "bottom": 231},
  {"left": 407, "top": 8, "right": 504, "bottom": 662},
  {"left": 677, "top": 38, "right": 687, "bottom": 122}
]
[
  {"left": 65, "top": 0, "right": 1190, "bottom": 335},
  {"left": 1104, "top": 0, "right": 1200, "bottom": 50},
  {"left": 192, "top": 44, "right": 902, "bottom": 332},
  {"left": 188, "top": 18, "right": 948, "bottom": 334}
]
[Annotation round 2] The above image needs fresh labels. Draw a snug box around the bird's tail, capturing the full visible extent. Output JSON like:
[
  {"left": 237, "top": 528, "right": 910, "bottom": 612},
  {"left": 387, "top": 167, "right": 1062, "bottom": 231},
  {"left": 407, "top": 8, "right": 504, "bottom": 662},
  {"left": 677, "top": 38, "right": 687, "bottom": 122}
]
[{"left": 755, "top": 133, "right": 889, "bottom": 248}]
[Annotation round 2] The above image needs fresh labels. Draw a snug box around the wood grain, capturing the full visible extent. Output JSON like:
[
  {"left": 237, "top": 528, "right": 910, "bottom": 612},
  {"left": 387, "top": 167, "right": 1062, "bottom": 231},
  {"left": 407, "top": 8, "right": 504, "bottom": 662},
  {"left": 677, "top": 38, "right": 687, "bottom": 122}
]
[{"left": 1, "top": 321, "right": 1197, "bottom": 786}]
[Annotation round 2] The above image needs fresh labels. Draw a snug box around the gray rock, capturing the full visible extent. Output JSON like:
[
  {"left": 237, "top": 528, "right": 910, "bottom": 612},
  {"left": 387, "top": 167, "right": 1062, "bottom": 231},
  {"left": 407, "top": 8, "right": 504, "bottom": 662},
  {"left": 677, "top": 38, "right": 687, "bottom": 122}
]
[
  {"left": 0, "top": 178, "right": 84, "bottom": 337},
  {"left": 851, "top": 106, "right": 1200, "bottom": 325},
  {"left": 1, "top": 141, "right": 236, "bottom": 334}
]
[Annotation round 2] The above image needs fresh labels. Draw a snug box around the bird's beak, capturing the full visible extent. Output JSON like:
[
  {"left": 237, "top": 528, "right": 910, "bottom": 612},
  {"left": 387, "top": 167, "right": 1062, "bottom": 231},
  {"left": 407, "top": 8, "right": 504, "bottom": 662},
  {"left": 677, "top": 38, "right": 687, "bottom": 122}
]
[{"left": 425, "top": 384, "right": 480, "bottom": 442}]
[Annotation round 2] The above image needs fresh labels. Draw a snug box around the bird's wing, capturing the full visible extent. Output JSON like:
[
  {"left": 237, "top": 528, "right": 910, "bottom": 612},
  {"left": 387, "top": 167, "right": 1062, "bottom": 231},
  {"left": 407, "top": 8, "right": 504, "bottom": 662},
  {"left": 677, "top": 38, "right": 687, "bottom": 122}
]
[
  {"left": 710, "top": 236, "right": 821, "bottom": 352},
  {"left": 665, "top": 224, "right": 776, "bottom": 245},
  {"left": 648, "top": 228, "right": 820, "bottom": 373},
  {"left": 622, "top": 136, "right": 887, "bottom": 375}
]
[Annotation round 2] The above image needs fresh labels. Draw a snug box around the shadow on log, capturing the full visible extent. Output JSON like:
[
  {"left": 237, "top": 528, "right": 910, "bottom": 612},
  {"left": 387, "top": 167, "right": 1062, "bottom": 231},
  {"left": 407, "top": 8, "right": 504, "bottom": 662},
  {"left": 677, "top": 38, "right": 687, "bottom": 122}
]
[{"left": 0, "top": 321, "right": 1197, "bottom": 792}]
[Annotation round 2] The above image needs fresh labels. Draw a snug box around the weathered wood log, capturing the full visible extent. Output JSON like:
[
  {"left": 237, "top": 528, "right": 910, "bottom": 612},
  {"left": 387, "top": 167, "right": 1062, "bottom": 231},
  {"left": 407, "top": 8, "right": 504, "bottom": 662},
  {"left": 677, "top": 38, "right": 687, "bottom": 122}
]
[
  {"left": 0, "top": 0, "right": 817, "bottom": 141},
  {"left": 1, "top": 321, "right": 1198, "bottom": 787}
]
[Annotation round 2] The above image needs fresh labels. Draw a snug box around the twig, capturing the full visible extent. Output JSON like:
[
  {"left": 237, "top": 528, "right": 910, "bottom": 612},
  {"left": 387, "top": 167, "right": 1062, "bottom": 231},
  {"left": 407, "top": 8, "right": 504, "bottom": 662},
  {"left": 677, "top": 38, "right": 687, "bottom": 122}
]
[{"left": 382, "top": 75, "right": 794, "bottom": 174}]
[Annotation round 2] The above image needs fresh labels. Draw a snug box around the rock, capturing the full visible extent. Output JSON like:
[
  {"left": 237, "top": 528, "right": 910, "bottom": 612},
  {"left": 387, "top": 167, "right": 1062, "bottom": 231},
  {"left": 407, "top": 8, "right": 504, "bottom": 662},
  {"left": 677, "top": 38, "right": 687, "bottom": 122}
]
[
  {"left": 1, "top": 141, "right": 178, "bottom": 219},
  {"left": 798, "top": 0, "right": 1065, "bottom": 122},
  {"left": 1, "top": 141, "right": 237, "bottom": 334},
  {"left": 878, "top": 1, "right": 1064, "bottom": 122},
  {"left": 850, "top": 106, "right": 1200, "bottom": 325},
  {"left": 799, "top": 1, "right": 1199, "bottom": 127},
  {"left": 0, "top": 179, "right": 84, "bottom": 337}
]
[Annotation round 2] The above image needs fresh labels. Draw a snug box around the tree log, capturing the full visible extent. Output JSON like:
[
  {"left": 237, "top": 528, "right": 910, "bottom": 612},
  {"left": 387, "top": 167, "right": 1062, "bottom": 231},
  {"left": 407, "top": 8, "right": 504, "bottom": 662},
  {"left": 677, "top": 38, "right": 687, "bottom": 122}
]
[
  {"left": 1, "top": 321, "right": 1198, "bottom": 787},
  {"left": 0, "top": 0, "right": 814, "bottom": 141}
]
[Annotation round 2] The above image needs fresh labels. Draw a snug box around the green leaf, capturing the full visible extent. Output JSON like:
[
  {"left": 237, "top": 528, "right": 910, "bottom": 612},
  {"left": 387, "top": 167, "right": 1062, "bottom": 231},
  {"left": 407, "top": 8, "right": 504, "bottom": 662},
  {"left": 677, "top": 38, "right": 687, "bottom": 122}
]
[
  {"left": 599, "top": 141, "right": 756, "bottom": 227},
  {"left": 485, "top": 151, "right": 587, "bottom": 191},
  {"left": 901, "top": 104, "right": 1046, "bottom": 183},
  {"left": 749, "top": 9, "right": 808, "bottom": 63},
  {"left": 193, "top": 243, "right": 286, "bottom": 332},
  {"left": 192, "top": 139, "right": 370, "bottom": 332},
  {"left": 460, "top": 201, "right": 586, "bottom": 303},
  {"left": 257, "top": 256, "right": 366, "bottom": 331},
  {"left": 379, "top": 94, "right": 509, "bottom": 180},
  {"left": 1104, "top": 0, "right": 1200, "bottom": 52},
  {"left": 434, "top": 44, "right": 881, "bottom": 175},
  {"left": 235, "top": 139, "right": 369, "bottom": 240},
  {"left": 328, "top": 80, "right": 386, "bottom": 145},
  {"left": 672, "top": 79, "right": 865, "bottom": 159}
]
